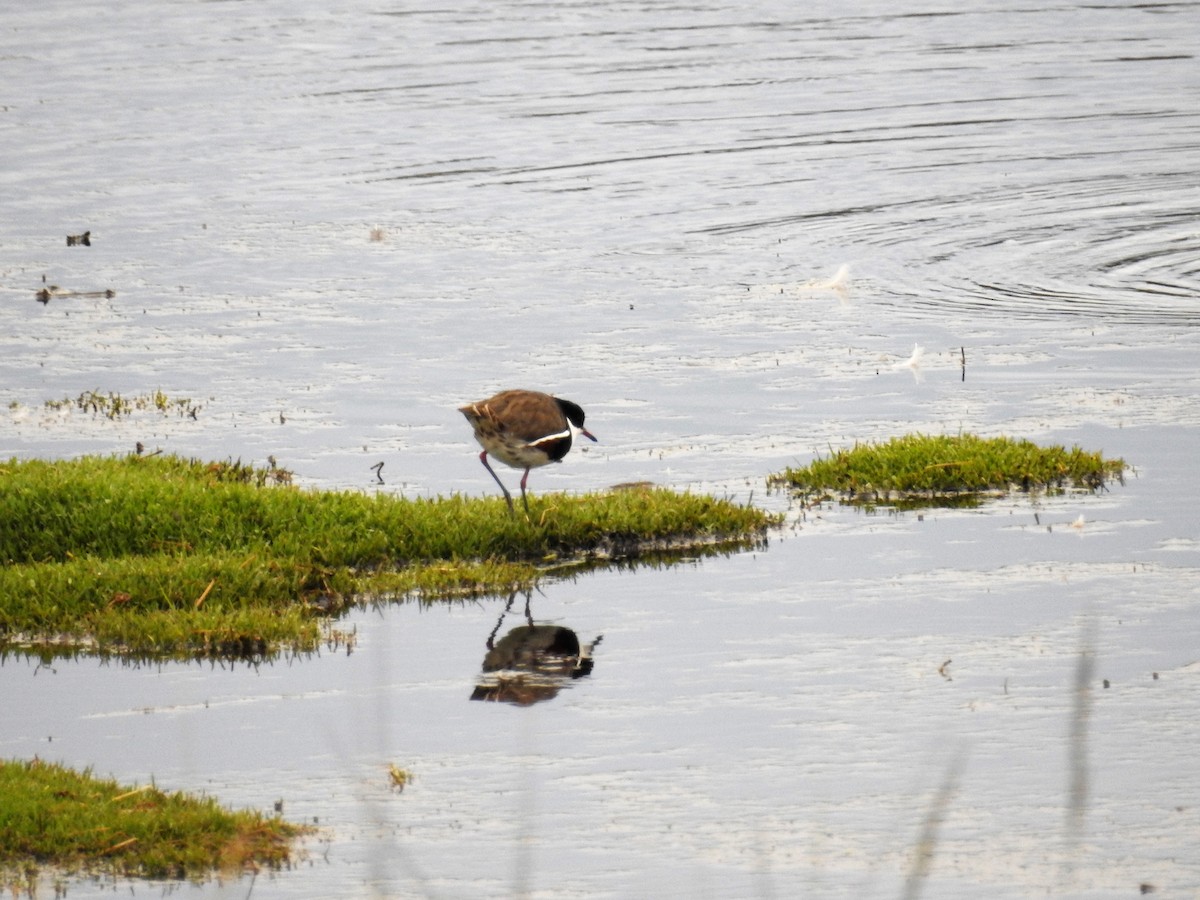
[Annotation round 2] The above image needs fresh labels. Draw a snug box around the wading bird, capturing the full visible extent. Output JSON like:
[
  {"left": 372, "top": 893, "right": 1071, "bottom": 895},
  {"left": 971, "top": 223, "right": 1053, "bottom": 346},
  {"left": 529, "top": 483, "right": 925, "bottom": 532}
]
[{"left": 459, "top": 389, "right": 597, "bottom": 514}]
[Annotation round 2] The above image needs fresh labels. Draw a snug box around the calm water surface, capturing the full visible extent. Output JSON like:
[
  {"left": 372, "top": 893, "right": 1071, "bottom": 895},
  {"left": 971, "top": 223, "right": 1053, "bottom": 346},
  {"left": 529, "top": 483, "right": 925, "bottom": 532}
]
[{"left": 2, "top": 0, "right": 1199, "bottom": 897}]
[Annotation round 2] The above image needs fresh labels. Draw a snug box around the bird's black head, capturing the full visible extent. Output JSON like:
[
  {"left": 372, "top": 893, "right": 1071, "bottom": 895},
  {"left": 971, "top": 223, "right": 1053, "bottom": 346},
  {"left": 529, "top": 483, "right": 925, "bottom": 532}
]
[{"left": 555, "top": 398, "right": 598, "bottom": 442}]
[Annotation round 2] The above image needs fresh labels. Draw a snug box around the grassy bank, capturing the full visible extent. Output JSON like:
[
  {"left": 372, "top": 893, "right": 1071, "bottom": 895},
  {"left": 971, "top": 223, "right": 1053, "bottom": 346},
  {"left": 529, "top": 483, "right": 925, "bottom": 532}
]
[
  {"left": 0, "top": 758, "right": 308, "bottom": 890},
  {"left": 768, "top": 433, "right": 1125, "bottom": 505},
  {"left": 0, "top": 455, "right": 774, "bottom": 660}
]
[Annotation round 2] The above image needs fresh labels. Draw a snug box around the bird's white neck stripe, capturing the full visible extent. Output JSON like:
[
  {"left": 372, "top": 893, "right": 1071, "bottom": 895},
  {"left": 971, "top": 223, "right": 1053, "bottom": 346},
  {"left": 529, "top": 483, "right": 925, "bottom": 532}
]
[{"left": 529, "top": 427, "right": 571, "bottom": 448}]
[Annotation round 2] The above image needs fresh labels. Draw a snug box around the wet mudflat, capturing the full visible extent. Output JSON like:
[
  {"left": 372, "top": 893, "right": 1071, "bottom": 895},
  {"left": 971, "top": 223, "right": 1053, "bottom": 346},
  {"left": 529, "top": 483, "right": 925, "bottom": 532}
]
[{"left": 2, "top": 0, "right": 1199, "bottom": 896}]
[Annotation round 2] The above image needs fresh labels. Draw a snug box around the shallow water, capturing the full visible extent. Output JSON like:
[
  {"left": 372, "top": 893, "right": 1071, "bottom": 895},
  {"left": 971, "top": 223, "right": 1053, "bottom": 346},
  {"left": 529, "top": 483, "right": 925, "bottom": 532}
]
[{"left": 2, "top": 0, "right": 1199, "bottom": 897}]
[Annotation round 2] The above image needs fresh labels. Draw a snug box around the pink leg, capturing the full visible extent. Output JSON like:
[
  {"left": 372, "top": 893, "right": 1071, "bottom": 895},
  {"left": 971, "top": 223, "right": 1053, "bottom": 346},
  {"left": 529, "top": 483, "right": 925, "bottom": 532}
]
[
  {"left": 479, "top": 451, "right": 515, "bottom": 513},
  {"left": 519, "top": 467, "right": 532, "bottom": 513}
]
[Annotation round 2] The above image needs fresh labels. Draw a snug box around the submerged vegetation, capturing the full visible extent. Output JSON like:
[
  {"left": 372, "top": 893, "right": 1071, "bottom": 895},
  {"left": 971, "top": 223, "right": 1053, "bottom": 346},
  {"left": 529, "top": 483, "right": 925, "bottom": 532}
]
[
  {"left": 768, "top": 433, "right": 1125, "bottom": 505},
  {"left": 41, "top": 389, "right": 202, "bottom": 420},
  {"left": 0, "top": 454, "right": 774, "bottom": 661},
  {"left": 0, "top": 758, "right": 308, "bottom": 890}
]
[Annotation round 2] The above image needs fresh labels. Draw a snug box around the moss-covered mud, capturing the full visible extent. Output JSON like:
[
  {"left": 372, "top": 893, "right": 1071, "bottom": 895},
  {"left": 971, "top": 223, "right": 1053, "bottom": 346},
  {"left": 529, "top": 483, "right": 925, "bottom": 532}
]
[
  {"left": 0, "top": 758, "right": 310, "bottom": 892},
  {"left": 769, "top": 433, "right": 1126, "bottom": 507},
  {"left": 0, "top": 454, "right": 776, "bottom": 662}
]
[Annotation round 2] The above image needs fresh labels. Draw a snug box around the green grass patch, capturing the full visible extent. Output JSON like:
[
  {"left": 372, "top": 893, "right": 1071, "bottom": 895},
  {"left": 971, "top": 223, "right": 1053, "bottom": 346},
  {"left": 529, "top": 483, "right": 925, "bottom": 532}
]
[
  {"left": 0, "top": 455, "right": 775, "bottom": 661},
  {"left": 768, "top": 433, "right": 1125, "bottom": 506},
  {"left": 0, "top": 758, "right": 309, "bottom": 890}
]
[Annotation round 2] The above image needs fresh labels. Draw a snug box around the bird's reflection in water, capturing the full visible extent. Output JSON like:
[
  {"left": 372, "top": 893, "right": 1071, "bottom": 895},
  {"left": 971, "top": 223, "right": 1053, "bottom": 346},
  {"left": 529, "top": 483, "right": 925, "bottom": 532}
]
[{"left": 470, "top": 593, "right": 601, "bottom": 706}]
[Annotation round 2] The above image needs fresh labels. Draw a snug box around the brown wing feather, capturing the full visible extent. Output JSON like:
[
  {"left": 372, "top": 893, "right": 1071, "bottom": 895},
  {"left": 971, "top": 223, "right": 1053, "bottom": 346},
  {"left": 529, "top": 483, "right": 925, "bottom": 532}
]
[
  {"left": 488, "top": 391, "right": 567, "bottom": 442},
  {"left": 459, "top": 390, "right": 573, "bottom": 469}
]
